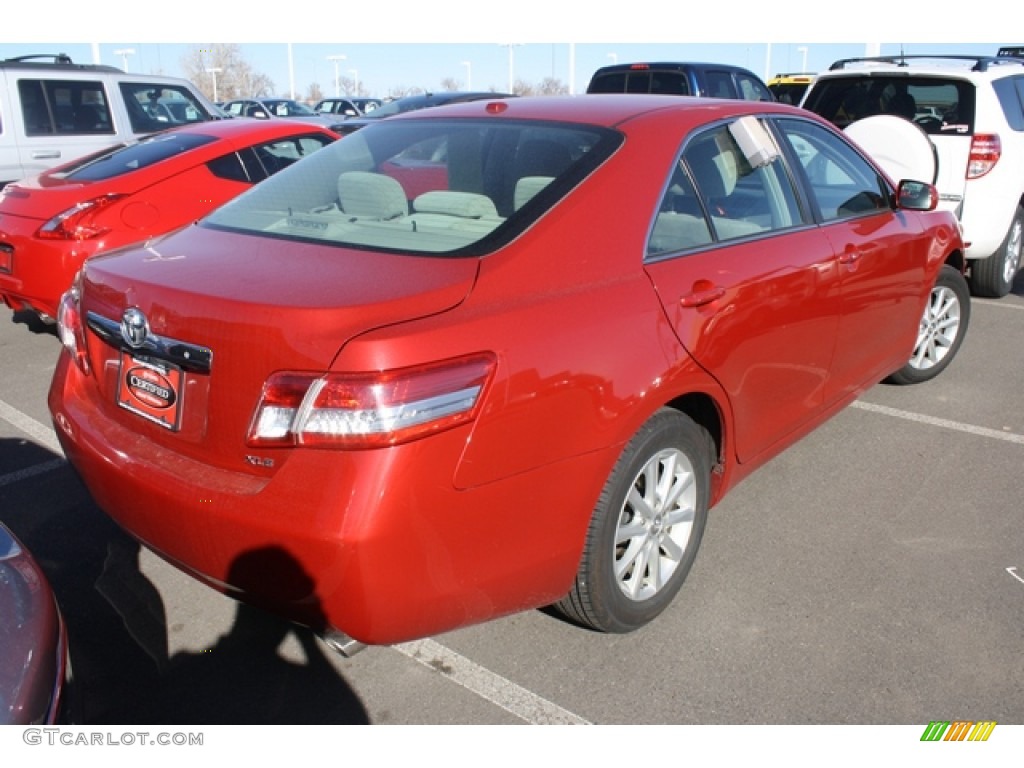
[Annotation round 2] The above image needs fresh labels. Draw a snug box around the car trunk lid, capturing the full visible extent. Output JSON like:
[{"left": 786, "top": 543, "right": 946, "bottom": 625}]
[{"left": 76, "top": 224, "right": 479, "bottom": 470}]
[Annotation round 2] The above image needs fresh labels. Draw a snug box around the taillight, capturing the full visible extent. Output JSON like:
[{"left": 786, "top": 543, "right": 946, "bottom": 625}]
[
  {"left": 967, "top": 134, "right": 1001, "bottom": 179},
  {"left": 56, "top": 282, "right": 90, "bottom": 374},
  {"left": 37, "top": 194, "right": 127, "bottom": 240},
  {"left": 248, "top": 353, "right": 496, "bottom": 449}
]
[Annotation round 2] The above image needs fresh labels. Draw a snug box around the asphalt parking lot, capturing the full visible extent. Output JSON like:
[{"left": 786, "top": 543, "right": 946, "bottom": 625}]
[{"left": 1, "top": 273, "right": 1023, "bottom": 726}]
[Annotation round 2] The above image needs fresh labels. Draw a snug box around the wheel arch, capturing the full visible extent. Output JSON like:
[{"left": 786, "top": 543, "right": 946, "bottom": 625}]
[{"left": 661, "top": 390, "right": 729, "bottom": 504}]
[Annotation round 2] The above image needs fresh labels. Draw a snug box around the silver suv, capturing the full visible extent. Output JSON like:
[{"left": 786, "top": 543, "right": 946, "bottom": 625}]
[{"left": 801, "top": 54, "right": 1024, "bottom": 297}]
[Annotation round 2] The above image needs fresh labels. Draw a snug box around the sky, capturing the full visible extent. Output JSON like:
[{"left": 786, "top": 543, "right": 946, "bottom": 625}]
[{"left": 1, "top": 1, "right": 1015, "bottom": 99}]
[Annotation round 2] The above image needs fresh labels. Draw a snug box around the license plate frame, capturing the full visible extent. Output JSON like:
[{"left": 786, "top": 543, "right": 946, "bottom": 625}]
[{"left": 116, "top": 352, "right": 184, "bottom": 431}]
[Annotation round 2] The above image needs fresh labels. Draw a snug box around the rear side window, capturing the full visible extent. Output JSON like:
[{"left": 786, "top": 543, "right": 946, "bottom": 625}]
[
  {"left": 17, "top": 79, "right": 114, "bottom": 136},
  {"left": 991, "top": 76, "right": 1024, "bottom": 131},
  {"left": 803, "top": 76, "right": 976, "bottom": 134},
  {"left": 60, "top": 132, "right": 217, "bottom": 181},
  {"left": 648, "top": 120, "right": 803, "bottom": 256},
  {"left": 704, "top": 71, "right": 737, "bottom": 99}
]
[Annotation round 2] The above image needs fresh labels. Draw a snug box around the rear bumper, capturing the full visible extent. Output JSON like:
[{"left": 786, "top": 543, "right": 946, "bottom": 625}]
[
  {"left": 48, "top": 352, "right": 607, "bottom": 645},
  {"left": 0, "top": 217, "right": 95, "bottom": 319}
]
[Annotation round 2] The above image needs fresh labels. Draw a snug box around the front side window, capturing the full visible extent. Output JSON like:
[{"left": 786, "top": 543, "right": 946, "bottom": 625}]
[
  {"left": 203, "top": 118, "right": 619, "bottom": 256},
  {"left": 776, "top": 118, "right": 891, "bottom": 222},
  {"left": 18, "top": 79, "right": 113, "bottom": 136},
  {"left": 119, "top": 82, "right": 214, "bottom": 133}
]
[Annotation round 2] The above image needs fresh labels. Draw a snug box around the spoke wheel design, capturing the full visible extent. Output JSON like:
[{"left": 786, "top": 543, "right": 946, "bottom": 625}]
[
  {"left": 909, "top": 284, "right": 962, "bottom": 372},
  {"left": 556, "top": 409, "right": 713, "bottom": 633},
  {"left": 614, "top": 448, "right": 697, "bottom": 602},
  {"left": 888, "top": 264, "right": 970, "bottom": 385}
]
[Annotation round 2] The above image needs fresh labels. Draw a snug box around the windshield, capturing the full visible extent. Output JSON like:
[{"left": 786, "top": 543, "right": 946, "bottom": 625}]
[{"left": 203, "top": 118, "right": 619, "bottom": 255}]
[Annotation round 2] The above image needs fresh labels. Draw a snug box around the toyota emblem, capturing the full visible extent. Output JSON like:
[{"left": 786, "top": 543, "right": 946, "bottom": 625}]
[{"left": 120, "top": 307, "right": 150, "bottom": 349}]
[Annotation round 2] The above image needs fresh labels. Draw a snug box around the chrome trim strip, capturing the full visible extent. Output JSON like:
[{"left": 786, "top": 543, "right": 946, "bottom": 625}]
[{"left": 86, "top": 311, "right": 212, "bottom": 374}]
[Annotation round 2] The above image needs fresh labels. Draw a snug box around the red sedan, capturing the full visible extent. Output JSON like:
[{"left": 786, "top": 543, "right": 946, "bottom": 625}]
[
  {"left": 0, "top": 119, "right": 337, "bottom": 322},
  {"left": 48, "top": 95, "right": 969, "bottom": 650}
]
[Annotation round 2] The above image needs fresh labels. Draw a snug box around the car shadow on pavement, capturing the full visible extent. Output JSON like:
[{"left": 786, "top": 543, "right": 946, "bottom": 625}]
[
  {"left": 0, "top": 438, "right": 369, "bottom": 725},
  {"left": 9, "top": 309, "right": 58, "bottom": 336}
]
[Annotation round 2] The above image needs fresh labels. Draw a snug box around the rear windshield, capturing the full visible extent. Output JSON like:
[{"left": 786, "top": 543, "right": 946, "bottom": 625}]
[
  {"left": 588, "top": 70, "right": 692, "bottom": 95},
  {"left": 59, "top": 132, "right": 217, "bottom": 181},
  {"left": 202, "top": 118, "right": 619, "bottom": 256},
  {"left": 802, "top": 75, "right": 977, "bottom": 134}
]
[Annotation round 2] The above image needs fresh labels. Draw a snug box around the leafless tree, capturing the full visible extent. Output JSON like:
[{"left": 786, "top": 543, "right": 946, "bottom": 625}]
[{"left": 181, "top": 44, "right": 274, "bottom": 101}]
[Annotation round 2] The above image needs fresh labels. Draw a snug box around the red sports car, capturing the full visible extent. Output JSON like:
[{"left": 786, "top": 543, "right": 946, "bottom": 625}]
[
  {"left": 0, "top": 119, "right": 337, "bottom": 322},
  {"left": 48, "top": 95, "right": 969, "bottom": 651}
]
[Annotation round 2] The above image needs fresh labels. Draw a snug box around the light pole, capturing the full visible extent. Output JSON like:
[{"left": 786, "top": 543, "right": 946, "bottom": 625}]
[
  {"left": 113, "top": 47, "right": 135, "bottom": 71},
  {"left": 327, "top": 55, "right": 346, "bottom": 97},
  {"left": 797, "top": 46, "right": 809, "bottom": 72},
  {"left": 348, "top": 69, "right": 359, "bottom": 97},
  {"left": 500, "top": 44, "right": 521, "bottom": 93},
  {"left": 461, "top": 60, "right": 471, "bottom": 90},
  {"left": 205, "top": 67, "right": 222, "bottom": 103}
]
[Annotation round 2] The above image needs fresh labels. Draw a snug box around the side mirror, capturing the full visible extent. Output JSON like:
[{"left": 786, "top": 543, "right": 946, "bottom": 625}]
[{"left": 897, "top": 180, "right": 938, "bottom": 211}]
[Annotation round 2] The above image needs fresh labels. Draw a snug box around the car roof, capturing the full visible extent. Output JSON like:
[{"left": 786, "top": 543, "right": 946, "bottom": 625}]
[
  {"left": 388, "top": 93, "right": 805, "bottom": 128},
  {"left": 154, "top": 117, "right": 337, "bottom": 142},
  {"left": 822, "top": 54, "right": 1024, "bottom": 76}
]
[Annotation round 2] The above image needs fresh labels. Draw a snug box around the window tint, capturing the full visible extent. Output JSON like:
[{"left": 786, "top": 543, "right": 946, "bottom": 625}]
[
  {"left": 704, "top": 71, "right": 737, "bottom": 99},
  {"left": 648, "top": 120, "right": 803, "bottom": 256},
  {"left": 61, "top": 133, "right": 217, "bottom": 181},
  {"left": 991, "top": 76, "right": 1024, "bottom": 131},
  {"left": 587, "top": 70, "right": 692, "bottom": 95},
  {"left": 776, "top": 118, "right": 890, "bottom": 222},
  {"left": 18, "top": 79, "right": 113, "bottom": 136},
  {"left": 119, "top": 82, "right": 212, "bottom": 134},
  {"left": 803, "top": 76, "right": 976, "bottom": 134},
  {"left": 207, "top": 152, "right": 251, "bottom": 183},
  {"left": 737, "top": 74, "right": 773, "bottom": 101}
]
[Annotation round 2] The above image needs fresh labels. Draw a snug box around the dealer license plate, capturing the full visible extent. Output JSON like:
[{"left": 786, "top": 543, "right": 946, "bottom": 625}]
[{"left": 117, "top": 353, "right": 184, "bottom": 431}]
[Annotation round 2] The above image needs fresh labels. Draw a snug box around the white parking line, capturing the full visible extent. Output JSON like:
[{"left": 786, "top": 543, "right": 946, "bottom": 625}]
[
  {"left": 852, "top": 400, "right": 1024, "bottom": 445},
  {"left": 0, "top": 397, "right": 64, "bottom": 454},
  {"left": 394, "top": 638, "right": 591, "bottom": 724}
]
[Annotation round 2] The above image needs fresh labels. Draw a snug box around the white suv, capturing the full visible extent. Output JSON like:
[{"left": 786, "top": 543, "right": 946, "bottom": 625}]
[
  {"left": 801, "top": 53, "right": 1024, "bottom": 297},
  {"left": 1, "top": 53, "right": 222, "bottom": 188}
]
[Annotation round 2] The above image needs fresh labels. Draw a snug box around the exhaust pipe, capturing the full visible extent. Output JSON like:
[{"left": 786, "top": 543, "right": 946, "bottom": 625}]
[{"left": 322, "top": 629, "right": 367, "bottom": 657}]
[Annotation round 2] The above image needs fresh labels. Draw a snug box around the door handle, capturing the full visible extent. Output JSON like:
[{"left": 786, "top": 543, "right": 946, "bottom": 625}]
[
  {"left": 31, "top": 150, "right": 61, "bottom": 159},
  {"left": 680, "top": 282, "right": 725, "bottom": 308}
]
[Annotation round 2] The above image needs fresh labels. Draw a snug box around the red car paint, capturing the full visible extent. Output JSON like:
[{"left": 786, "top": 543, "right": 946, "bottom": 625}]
[
  {"left": 48, "top": 96, "right": 966, "bottom": 646},
  {"left": 0, "top": 118, "right": 336, "bottom": 320}
]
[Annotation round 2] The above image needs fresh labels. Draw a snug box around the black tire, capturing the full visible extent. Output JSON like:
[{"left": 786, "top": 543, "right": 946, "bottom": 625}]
[
  {"left": 887, "top": 264, "right": 970, "bottom": 385},
  {"left": 556, "top": 409, "right": 713, "bottom": 633},
  {"left": 970, "top": 206, "right": 1023, "bottom": 298}
]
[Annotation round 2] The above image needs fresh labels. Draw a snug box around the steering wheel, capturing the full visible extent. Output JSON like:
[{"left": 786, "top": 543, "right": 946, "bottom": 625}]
[{"left": 913, "top": 116, "right": 943, "bottom": 132}]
